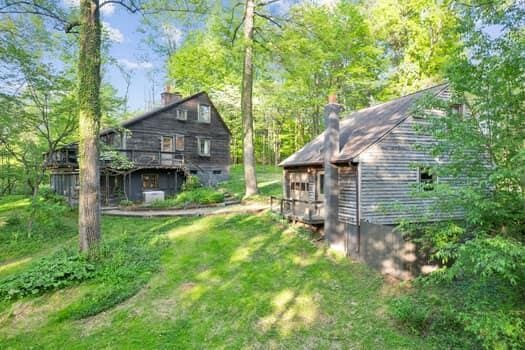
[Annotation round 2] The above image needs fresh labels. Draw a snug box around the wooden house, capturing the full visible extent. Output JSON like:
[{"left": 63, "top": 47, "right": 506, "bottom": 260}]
[
  {"left": 47, "top": 89, "right": 231, "bottom": 204},
  {"left": 279, "top": 84, "right": 466, "bottom": 278}
]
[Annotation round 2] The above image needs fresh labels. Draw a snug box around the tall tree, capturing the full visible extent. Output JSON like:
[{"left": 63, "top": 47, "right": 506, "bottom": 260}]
[
  {"left": 241, "top": 0, "right": 258, "bottom": 196},
  {"left": 77, "top": 0, "right": 102, "bottom": 253}
]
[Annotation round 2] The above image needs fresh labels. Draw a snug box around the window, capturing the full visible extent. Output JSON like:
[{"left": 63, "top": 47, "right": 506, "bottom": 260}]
[
  {"left": 176, "top": 109, "right": 187, "bottom": 120},
  {"left": 318, "top": 173, "right": 324, "bottom": 195},
  {"left": 198, "top": 104, "right": 211, "bottom": 123},
  {"left": 213, "top": 170, "right": 222, "bottom": 175},
  {"left": 190, "top": 170, "right": 198, "bottom": 175},
  {"left": 161, "top": 136, "right": 173, "bottom": 152},
  {"left": 198, "top": 138, "right": 211, "bottom": 156},
  {"left": 451, "top": 103, "right": 463, "bottom": 116},
  {"left": 291, "top": 182, "right": 309, "bottom": 191},
  {"left": 175, "top": 134, "right": 184, "bottom": 151},
  {"left": 142, "top": 174, "right": 158, "bottom": 189},
  {"left": 418, "top": 167, "right": 435, "bottom": 191}
]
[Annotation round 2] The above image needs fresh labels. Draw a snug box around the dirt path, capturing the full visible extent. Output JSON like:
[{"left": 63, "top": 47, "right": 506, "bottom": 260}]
[{"left": 102, "top": 202, "right": 270, "bottom": 217}]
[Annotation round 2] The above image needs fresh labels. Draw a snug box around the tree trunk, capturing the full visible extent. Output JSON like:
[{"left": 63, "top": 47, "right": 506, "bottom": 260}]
[
  {"left": 241, "top": 0, "right": 258, "bottom": 197},
  {"left": 78, "top": 0, "right": 101, "bottom": 253}
]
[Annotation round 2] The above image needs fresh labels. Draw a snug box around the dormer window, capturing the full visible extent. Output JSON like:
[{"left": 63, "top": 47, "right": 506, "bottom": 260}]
[
  {"left": 176, "top": 109, "right": 187, "bottom": 120},
  {"left": 198, "top": 104, "right": 211, "bottom": 123}
]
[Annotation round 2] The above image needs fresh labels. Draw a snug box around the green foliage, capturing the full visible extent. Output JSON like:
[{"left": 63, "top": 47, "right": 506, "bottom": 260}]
[
  {"left": 100, "top": 145, "right": 134, "bottom": 170},
  {"left": 119, "top": 199, "right": 133, "bottom": 207},
  {"left": 56, "top": 236, "right": 168, "bottom": 320},
  {"left": 0, "top": 250, "right": 95, "bottom": 300},
  {"left": 181, "top": 175, "right": 202, "bottom": 191},
  {"left": 147, "top": 187, "right": 224, "bottom": 209}
]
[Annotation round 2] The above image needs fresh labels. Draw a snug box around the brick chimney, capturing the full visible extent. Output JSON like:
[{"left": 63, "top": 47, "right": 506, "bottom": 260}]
[
  {"left": 160, "top": 85, "right": 182, "bottom": 106},
  {"left": 323, "top": 93, "right": 344, "bottom": 248}
]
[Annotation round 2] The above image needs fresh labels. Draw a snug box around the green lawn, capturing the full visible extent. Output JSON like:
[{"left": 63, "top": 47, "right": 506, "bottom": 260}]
[
  {"left": 218, "top": 164, "right": 283, "bottom": 199},
  {"left": 0, "top": 172, "right": 433, "bottom": 349}
]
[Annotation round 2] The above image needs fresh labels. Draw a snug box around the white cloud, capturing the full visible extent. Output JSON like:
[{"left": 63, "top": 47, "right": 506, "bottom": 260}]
[
  {"left": 62, "top": 0, "right": 114, "bottom": 16},
  {"left": 102, "top": 21, "right": 124, "bottom": 43},
  {"left": 118, "top": 58, "right": 154, "bottom": 70},
  {"left": 100, "top": 2, "right": 115, "bottom": 16},
  {"left": 162, "top": 24, "right": 183, "bottom": 47}
]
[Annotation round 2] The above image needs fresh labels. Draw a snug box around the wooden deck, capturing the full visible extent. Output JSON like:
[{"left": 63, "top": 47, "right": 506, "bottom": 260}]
[{"left": 270, "top": 196, "right": 324, "bottom": 225}]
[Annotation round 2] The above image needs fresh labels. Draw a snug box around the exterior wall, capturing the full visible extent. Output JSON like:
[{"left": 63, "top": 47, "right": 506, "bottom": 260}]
[
  {"left": 125, "top": 169, "right": 185, "bottom": 202},
  {"left": 50, "top": 171, "right": 79, "bottom": 205},
  {"left": 345, "top": 221, "right": 437, "bottom": 280},
  {"left": 357, "top": 116, "right": 462, "bottom": 225},
  {"left": 123, "top": 93, "right": 231, "bottom": 172},
  {"left": 338, "top": 166, "right": 357, "bottom": 225},
  {"left": 282, "top": 166, "right": 324, "bottom": 220}
]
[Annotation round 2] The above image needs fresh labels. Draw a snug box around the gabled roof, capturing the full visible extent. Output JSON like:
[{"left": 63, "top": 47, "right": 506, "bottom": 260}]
[
  {"left": 279, "top": 84, "right": 448, "bottom": 167},
  {"left": 101, "top": 91, "right": 231, "bottom": 136}
]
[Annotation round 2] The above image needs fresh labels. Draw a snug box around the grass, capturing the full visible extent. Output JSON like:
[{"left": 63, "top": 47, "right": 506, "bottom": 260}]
[
  {"left": 0, "top": 192, "right": 433, "bottom": 349},
  {"left": 218, "top": 164, "right": 282, "bottom": 200}
]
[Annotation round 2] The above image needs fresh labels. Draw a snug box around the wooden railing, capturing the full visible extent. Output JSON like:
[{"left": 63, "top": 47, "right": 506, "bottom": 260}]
[
  {"left": 270, "top": 196, "right": 324, "bottom": 223},
  {"left": 105, "top": 149, "right": 184, "bottom": 167},
  {"left": 46, "top": 148, "right": 185, "bottom": 168}
]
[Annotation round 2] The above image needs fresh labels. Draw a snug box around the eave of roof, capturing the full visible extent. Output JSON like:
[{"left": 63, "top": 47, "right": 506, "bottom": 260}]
[{"left": 279, "top": 83, "right": 448, "bottom": 168}]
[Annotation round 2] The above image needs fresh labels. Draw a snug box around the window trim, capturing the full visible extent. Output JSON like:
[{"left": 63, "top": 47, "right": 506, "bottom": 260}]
[
  {"left": 317, "top": 172, "right": 325, "bottom": 197},
  {"left": 197, "top": 104, "right": 211, "bottom": 123},
  {"left": 141, "top": 173, "right": 159, "bottom": 190},
  {"left": 197, "top": 137, "right": 211, "bottom": 157},
  {"left": 175, "top": 134, "right": 185, "bottom": 151},
  {"left": 176, "top": 108, "right": 187, "bottom": 121},
  {"left": 161, "top": 135, "right": 174, "bottom": 152}
]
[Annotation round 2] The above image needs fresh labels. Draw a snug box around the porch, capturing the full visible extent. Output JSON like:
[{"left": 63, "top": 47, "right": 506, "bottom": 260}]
[{"left": 270, "top": 196, "right": 324, "bottom": 225}]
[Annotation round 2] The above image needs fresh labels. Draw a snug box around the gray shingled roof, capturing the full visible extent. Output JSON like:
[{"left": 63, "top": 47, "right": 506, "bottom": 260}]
[{"left": 279, "top": 84, "right": 448, "bottom": 167}]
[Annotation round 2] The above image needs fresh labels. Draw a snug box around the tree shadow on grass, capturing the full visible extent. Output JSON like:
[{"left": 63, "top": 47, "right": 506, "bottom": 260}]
[{"left": 1, "top": 213, "right": 429, "bottom": 349}]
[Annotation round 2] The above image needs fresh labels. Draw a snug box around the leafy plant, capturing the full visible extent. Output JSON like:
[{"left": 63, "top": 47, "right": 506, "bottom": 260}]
[
  {"left": 182, "top": 175, "right": 202, "bottom": 191},
  {"left": 0, "top": 250, "right": 95, "bottom": 300}
]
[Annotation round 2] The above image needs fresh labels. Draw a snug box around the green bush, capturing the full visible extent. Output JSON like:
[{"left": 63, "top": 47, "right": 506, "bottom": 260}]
[
  {"left": 147, "top": 187, "right": 224, "bottom": 209},
  {"left": 182, "top": 175, "right": 202, "bottom": 191},
  {"left": 55, "top": 236, "right": 169, "bottom": 320},
  {"left": 390, "top": 234, "right": 525, "bottom": 349},
  {"left": 119, "top": 199, "right": 133, "bottom": 207},
  {"left": 0, "top": 250, "right": 95, "bottom": 300}
]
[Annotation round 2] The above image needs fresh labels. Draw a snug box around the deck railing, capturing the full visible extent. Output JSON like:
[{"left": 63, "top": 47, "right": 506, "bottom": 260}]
[
  {"left": 46, "top": 148, "right": 185, "bottom": 168},
  {"left": 270, "top": 196, "right": 324, "bottom": 224}
]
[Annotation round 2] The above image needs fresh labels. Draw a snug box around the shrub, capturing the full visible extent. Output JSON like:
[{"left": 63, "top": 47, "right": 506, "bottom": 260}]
[
  {"left": 390, "top": 234, "right": 525, "bottom": 349},
  {"left": 182, "top": 175, "right": 201, "bottom": 191},
  {"left": 0, "top": 250, "right": 95, "bottom": 300},
  {"left": 147, "top": 187, "right": 224, "bottom": 209},
  {"left": 119, "top": 199, "right": 133, "bottom": 207}
]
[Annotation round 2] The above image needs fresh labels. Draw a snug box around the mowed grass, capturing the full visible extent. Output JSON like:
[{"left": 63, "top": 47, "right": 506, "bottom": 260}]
[
  {"left": 0, "top": 167, "right": 432, "bottom": 349},
  {"left": 218, "top": 164, "right": 282, "bottom": 199},
  {"left": 0, "top": 216, "right": 431, "bottom": 348}
]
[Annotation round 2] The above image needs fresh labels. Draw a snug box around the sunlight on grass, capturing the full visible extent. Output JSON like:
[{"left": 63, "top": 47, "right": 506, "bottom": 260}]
[
  {"left": 0, "top": 257, "right": 32, "bottom": 274},
  {"left": 0, "top": 197, "right": 30, "bottom": 214},
  {"left": 257, "top": 289, "right": 318, "bottom": 336},
  {"left": 229, "top": 235, "right": 265, "bottom": 263}
]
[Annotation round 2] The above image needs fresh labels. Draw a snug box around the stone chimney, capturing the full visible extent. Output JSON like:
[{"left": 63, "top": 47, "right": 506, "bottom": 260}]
[
  {"left": 323, "top": 93, "right": 344, "bottom": 249},
  {"left": 160, "top": 85, "right": 182, "bottom": 106}
]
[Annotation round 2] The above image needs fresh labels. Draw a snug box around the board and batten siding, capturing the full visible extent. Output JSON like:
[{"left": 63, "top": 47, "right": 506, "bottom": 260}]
[{"left": 357, "top": 116, "right": 463, "bottom": 225}]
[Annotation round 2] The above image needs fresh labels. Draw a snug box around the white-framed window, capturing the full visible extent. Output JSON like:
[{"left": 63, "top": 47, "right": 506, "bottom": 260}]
[
  {"left": 161, "top": 136, "right": 174, "bottom": 152},
  {"left": 176, "top": 109, "right": 187, "bottom": 120},
  {"left": 198, "top": 138, "right": 211, "bottom": 156},
  {"left": 175, "top": 134, "right": 185, "bottom": 151},
  {"left": 198, "top": 104, "right": 211, "bottom": 123}
]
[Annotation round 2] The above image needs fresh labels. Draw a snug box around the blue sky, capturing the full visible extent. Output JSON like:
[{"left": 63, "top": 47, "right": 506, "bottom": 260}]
[{"left": 100, "top": 4, "right": 170, "bottom": 112}]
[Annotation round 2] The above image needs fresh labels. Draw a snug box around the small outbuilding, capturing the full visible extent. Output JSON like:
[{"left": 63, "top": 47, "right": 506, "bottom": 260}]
[{"left": 279, "top": 84, "right": 466, "bottom": 279}]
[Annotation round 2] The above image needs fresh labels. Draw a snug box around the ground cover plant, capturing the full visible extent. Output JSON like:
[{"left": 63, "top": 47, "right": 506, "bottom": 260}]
[
  {"left": 217, "top": 164, "right": 282, "bottom": 199},
  {"left": 0, "top": 194, "right": 432, "bottom": 348}
]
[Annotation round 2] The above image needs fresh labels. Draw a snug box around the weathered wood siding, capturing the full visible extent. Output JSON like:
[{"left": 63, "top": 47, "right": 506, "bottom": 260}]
[
  {"left": 124, "top": 94, "right": 230, "bottom": 171},
  {"left": 357, "top": 116, "right": 462, "bottom": 224},
  {"left": 338, "top": 166, "right": 357, "bottom": 224}
]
